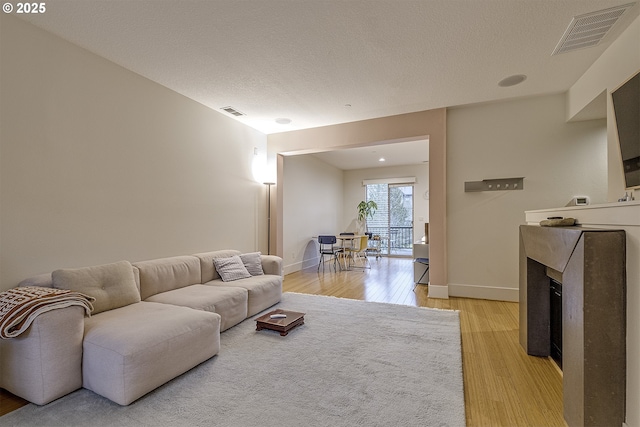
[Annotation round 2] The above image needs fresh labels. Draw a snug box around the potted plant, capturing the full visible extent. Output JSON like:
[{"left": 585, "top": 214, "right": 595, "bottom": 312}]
[{"left": 357, "top": 200, "right": 377, "bottom": 233}]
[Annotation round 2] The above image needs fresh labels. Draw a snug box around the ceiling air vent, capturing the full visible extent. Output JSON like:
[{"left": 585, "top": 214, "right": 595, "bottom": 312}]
[
  {"left": 220, "top": 106, "right": 246, "bottom": 116},
  {"left": 552, "top": 2, "right": 636, "bottom": 55}
]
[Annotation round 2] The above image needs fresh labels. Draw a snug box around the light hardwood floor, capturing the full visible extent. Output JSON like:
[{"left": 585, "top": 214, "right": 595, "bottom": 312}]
[
  {"left": 1, "top": 257, "right": 565, "bottom": 425},
  {"left": 0, "top": 389, "right": 27, "bottom": 417}
]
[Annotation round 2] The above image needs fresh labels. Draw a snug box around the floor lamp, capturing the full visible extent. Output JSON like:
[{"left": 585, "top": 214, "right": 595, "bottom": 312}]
[{"left": 263, "top": 182, "right": 275, "bottom": 255}]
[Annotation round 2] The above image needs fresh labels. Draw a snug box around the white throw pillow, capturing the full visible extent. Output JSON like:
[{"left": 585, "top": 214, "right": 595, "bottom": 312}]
[
  {"left": 213, "top": 255, "right": 251, "bottom": 282},
  {"left": 240, "top": 252, "right": 264, "bottom": 276}
]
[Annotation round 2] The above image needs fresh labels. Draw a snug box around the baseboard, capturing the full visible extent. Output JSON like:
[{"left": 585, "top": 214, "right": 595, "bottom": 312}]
[
  {"left": 427, "top": 284, "right": 449, "bottom": 299},
  {"left": 285, "top": 257, "right": 336, "bottom": 275},
  {"left": 448, "top": 283, "right": 519, "bottom": 302},
  {"left": 283, "top": 261, "right": 304, "bottom": 276}
]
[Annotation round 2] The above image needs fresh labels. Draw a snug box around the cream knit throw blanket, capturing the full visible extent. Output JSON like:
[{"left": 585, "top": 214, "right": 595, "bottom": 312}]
[{"left": 0, "top": 286, "right": 95, "bottom": 339}]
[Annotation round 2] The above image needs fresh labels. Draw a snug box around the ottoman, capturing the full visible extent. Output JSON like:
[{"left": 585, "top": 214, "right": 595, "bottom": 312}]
[{"left": 82, "top": 301, "right": 220, "bottom": 405}]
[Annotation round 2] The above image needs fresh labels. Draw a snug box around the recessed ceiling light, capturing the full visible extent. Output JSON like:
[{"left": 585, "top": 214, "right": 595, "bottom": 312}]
[
  {"left": 379, "top": 157, "right": 386, "bottom": 162},
  {"left": 275, "top": 118, "right": 291, "bottom": 125},
  {"left": 498, "top": 74, "right": 527, "bottom": 87}
]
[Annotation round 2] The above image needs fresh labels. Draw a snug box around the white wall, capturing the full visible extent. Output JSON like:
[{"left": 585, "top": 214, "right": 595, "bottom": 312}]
[
  {"left": 0, "top": 15, "right": 268, "bottom": 290},
  {"left": 567, "top": 14, "right": 640, "bottom": 201},
  {"left": 343, "top": 164, "right": 429, "bottom": 243},
  {"left": 282, "top": 155, "right": 343, "bottom": 274},
  {"left": 447, "top": 93, "right": 608, "bottom": 301}
]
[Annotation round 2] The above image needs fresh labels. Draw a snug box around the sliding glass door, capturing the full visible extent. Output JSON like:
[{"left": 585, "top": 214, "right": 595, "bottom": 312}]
[{"left": 365, "top": 183, "right": 414, "bottom": 256}]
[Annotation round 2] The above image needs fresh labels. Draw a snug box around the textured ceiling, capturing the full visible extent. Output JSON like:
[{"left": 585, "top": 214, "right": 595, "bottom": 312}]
[{"left": 15, "top": 0, "right": 639, "bottom": 168}]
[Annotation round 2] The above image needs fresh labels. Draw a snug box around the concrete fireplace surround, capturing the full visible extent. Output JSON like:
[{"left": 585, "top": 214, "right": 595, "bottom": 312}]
[{"left": 519, "top": 225, "right": 626, "bottom": 427}]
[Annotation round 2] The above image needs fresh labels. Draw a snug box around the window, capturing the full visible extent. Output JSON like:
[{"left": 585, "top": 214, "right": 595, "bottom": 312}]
[{"left": 364, "top": 183, "right": 414, "bottom": 256}]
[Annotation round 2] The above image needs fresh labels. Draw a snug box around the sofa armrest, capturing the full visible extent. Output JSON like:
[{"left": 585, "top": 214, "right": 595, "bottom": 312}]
[
  {"left": 261, "top": 255, "right": 283, "bottom": 277},
  {"left": 0, "top": 306, "right": 84, "bottom": 405}
]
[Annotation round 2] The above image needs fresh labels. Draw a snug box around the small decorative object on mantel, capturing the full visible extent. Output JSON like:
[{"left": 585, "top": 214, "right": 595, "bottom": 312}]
[
  {"left": 618, "top": 192, "right": 635, "bottom": 202},
  {"left": 540, "top": 217, "right": 576, "bottom": 227}
]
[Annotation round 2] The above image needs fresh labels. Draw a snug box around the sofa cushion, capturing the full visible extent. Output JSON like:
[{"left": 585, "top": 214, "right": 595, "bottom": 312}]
[
  {"left": 213, "top": 255, "right": 251, "bottom": 282},
  {"left": 240, "top": 252, "right": 264, "bottom": 276},
  {"left": 193, "top": 250, "right": 241, "bottom": 282},
  {"left": 82, "top": 301, "right": 220, "bottom": 405},
  {"left": 18, "top": 273, "right": 53, "bottom": 288},
  {"left": 144, "top": 284, "right": 248, "bottom": 331},
  {"left": 131, "top": 266, "right": 141, "bottom": 292},
  {"left": 133, "top": 256, "right": 201, "bottom": 300},
  {"left": 205, "top": 274, "right": 282, "bottom": 317},
  {"left": 52, "top": 261, "right": 140, "bottom": 315}
]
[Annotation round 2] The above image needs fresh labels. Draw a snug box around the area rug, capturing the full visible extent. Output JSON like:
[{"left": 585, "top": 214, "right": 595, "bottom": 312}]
[{"left": 1, "top": 292, "right": 465, "bottom": 426}]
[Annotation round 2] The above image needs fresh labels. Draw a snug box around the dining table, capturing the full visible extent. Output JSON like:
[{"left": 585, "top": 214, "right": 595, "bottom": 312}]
[{"left": 335, "top": 234, "right": 364, "bottom": 270}]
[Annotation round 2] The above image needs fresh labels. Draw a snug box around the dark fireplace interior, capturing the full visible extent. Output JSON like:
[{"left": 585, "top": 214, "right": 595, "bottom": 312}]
[{"left": 549, "top": 279, "right": 562, "bottom": 369}]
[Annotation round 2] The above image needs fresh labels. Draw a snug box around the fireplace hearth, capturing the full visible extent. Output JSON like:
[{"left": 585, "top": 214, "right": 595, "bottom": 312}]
[{"left": 519, "top": 225, "right": 626, "bottom": 427}]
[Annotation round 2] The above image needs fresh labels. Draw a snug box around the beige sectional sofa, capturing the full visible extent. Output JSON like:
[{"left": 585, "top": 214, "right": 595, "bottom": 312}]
[{"left": 0, "top": 250, "right": 282, "bottom": 406}]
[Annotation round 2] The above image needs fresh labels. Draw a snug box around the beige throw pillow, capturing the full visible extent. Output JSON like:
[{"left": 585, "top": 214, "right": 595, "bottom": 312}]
[
  {"left": 52, "top": 260, "right": 140, "bottom": 314},
  {"left": 240, "top": 252, "right": 264, "bottom": 276}
]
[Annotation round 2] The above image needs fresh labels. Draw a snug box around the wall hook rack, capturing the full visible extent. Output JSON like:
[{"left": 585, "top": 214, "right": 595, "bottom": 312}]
[{"left": 464, "top": 177, "right": 524, "bottom": 192}]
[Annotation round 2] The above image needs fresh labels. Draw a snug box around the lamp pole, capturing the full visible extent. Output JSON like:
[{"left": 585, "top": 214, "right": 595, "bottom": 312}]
[{"left": 263, "top": 182, "right": 275, "bottom": 255}]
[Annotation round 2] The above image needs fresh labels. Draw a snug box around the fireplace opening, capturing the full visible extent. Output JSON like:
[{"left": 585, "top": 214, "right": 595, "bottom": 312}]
[{"left": 550, "top": 279, "right": 562, "bottom": 369}]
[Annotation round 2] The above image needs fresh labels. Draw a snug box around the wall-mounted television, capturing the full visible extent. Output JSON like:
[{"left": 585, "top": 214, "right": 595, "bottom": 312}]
[{"left": 611, "top": 70, "right": 640, "bottom": 189}]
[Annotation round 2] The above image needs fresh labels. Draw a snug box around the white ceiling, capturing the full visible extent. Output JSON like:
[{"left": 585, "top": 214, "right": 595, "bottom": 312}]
[
  {"left": 15, "top": 0, "right": 639, "bottom": 169},
  {"left": 310, "top": 139, "right": 429, "bottom": 170}
]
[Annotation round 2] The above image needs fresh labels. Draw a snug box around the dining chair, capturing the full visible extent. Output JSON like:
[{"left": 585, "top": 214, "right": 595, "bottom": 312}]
[
  {"left": 345, "top": 235, "right": 370, "bottom": 269},
  {"left": 339, "top": 232, "right": 354, "bottom": 242},
  {"left": 337, "top": 233, "right": 356, "bottom": 269},
  {"left": 413, "top": 257, "right": 429, "bottom": 290},
  {"left": 338, "top": 232, "right": 356, "bottom": 249},
  {"left": 317, "top": 235, "right": 339, "bottom": 272}
]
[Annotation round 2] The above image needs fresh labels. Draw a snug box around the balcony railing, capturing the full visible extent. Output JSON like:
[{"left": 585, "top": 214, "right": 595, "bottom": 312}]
[{"left": 366, "top": 226, "right": 413, "bottom": 255}]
